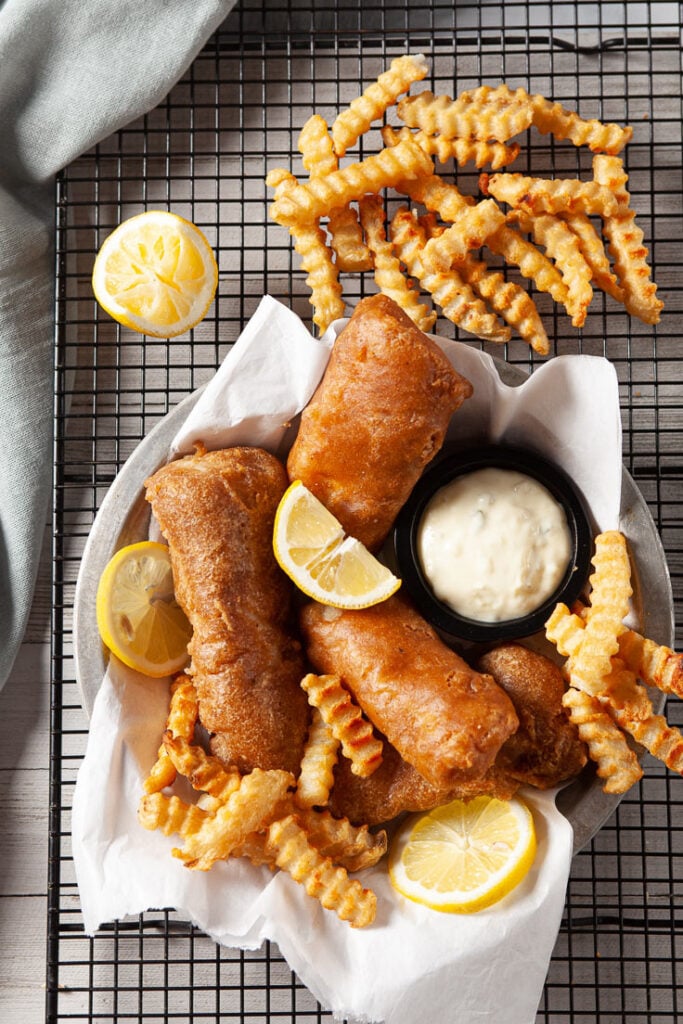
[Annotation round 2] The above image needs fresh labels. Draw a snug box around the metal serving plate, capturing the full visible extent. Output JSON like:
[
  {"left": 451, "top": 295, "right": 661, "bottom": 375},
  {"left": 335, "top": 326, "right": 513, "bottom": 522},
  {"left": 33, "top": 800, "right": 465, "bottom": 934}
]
[{"left": 73, "top": 360, "right": 674, "bottom": 855}]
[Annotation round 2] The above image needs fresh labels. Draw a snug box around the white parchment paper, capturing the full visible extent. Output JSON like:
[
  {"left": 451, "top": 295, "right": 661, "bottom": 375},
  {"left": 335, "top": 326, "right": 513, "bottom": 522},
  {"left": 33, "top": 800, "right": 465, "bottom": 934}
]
[{"left": 72, "top": 296, "right": 623, "bottom": 1024}]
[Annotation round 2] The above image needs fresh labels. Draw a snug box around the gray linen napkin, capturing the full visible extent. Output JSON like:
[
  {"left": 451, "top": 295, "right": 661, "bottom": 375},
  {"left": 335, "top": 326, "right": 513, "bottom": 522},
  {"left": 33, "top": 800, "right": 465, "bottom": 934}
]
[{"left": 0, "top": 0, "right": 235, "bottom": 689}]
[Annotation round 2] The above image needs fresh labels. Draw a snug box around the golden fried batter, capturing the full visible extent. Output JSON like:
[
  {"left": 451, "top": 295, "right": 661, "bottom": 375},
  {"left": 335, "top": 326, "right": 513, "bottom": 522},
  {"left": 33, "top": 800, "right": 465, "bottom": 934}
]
[
  {"left": 477, "top": 642, "right": 587, "bottom": 789},
  {"left": 287, "top": 293, "right": 473, "bottom": 551},
  {"left": 328, "top": 739, "right": 518, "bottom": 826},
  {"left": 300, "top": 595, "right": 518, "bottom": 790},
  {"left": 145, "top": 446, "right": 309, "bottom": 775}
]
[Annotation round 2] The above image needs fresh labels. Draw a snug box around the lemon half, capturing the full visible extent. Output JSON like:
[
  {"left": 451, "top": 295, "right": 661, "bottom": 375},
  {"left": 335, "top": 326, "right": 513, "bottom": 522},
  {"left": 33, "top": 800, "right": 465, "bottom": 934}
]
[
  {"left": 96, "top": 541, "right": 192, "bottom": 678},
  {"left": 92, "top": 211, "right": 218, "bottom": 337},
  {"left": 389, "top": 795, "right": 537, "bottom": 914},
  {"left": 273, "top": 480, "right": 401, "bottom": 609}
]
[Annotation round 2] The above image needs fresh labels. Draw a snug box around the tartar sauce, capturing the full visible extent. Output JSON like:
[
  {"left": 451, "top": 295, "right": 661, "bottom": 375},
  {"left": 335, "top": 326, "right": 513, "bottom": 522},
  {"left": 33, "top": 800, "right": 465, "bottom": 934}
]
[{"left": 417, "top": 467, "right": 572, "bottom": 623}]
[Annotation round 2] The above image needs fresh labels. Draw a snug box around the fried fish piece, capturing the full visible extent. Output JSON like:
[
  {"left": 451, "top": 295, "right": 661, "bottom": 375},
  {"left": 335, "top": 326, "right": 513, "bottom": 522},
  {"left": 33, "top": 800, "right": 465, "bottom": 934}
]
[
  {"left": 145, "top": 446, "right": 309, "bottom": 775},
  {"left": 286, "top": 293, "right": 473, "bottom": 551},
  {"left": 477, "top": 643, "right": 588, "bottom": 789},
  {"left": 300, "top": 595, "right": 518, "bottom": 790},
  {"left": 328, "top": 739, "right": 518, "bottom": 826}
]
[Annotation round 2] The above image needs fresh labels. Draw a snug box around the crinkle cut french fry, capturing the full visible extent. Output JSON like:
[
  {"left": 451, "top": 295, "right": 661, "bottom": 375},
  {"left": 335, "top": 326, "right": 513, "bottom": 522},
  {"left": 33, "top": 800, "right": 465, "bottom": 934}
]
[
  {"left": 618, "top": 629, "right": 683, "bottom": 698},
  {"left": 298, "top": 115, "right": 338, "bottom": 177},
  {"left": 397, "top": 84, "right": 534, "bottom": 143},
  {"left": 569, "top": 531, "right": 633, "bottom": 697},
  {"left": 457, "top": 254, "right": 550, "bottom": 355},
  {"left": 233, "top": 804, "right": 388, "bottom": 873},
  {"left": 270, "top": 136, "right": 433, "bottom": 227},
  {"left": 163, "top": 733, "right": 242, "bottom": 802},
  {"left": 592, "top": 155, "right": 663, "bottom": 325},
  {"left": 331, "top": 53, "right": 429, "bottom": 156},
  {"left": 379, "top": 127, "right": 475, "bottom": 217},
  {"left": 265, "top": 814, "right": 377, "bottom": 928},
  {"left": 530, "top": 93, "right": 633, "bottom": 154},
  {"left": 292, "top": 221, "right": 347, "bottom": 332},
  {"left": 389, "top": 206, "right": 511, "bottom": 343},
  {"left": 417, "top": 211, "right": 549, "bottom": 353},
  {"left": 420, "top": 199, "right": 506, "bottom": 272},
  {"left": 559, "top": 212, "right": 624, "bottom": 302},
  {"left": 143, "top": 674, "right": 199, "bottom": 795},
  {"left": 562, "top": 685, "right": 643, "bottom": 794},
  {"left": 138, "top": 792, "right": 210, "bottom": 838},
  {"left": 601, "top": 661, "right": 683, "bottom": 775},
  {"left": 485, "top": 223, "right": 570, "bottom": 308},
  {"left": 174, "top": 768, "right": 295, "bottom": 871},
  {"left": 510, "top": 210, "right": 593, "bottom": 328},
  {"left": 482, "top": 172, "right": 618, "bottom": 219},
  {"left": 267, "top": 169, "right": 345, "bottom": 332},
  {"left": 390, "top": 124, "right": 520, "bottom": 170},
  {"left": 300, "top": 673, "right": 383, "bottom": 778},
  {"left": 417, "top": 132, "right": 521, "bottom": 170},
  {"left": 232, "top": 831, "right": 277, "bottom": 869},
  {"left": 545, "top": 602, "right": 585, "bottom": 659},
  {"left": 395, "top": 167, "right": 475, "bottom": 220},
  {"left": 297, "top": 807, "right": 388, "bottom": 872},
  {"left": 298, "top": 115, "right": 372, "bottom": 273},
  {"left": 357, "top": 195, "right": 436, "bottom": 333},
  {"left": 295, "top": 708, "right": 340, "bottom": 809}
]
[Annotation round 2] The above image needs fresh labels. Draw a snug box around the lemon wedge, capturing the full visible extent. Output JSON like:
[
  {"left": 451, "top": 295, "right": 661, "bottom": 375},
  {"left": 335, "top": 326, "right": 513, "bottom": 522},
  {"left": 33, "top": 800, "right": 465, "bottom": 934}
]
[
  {"left": 96, "top": 541, "right": 192, "bottom": 677},
  {"left": 92, "top": 211, "right": 218, "bottom": 337},
  {"left": 273, "top": 480, "right": 401, "bottom": 609},
  {"left": 389, "top": 795, "right": 536, "bottom": 913}
]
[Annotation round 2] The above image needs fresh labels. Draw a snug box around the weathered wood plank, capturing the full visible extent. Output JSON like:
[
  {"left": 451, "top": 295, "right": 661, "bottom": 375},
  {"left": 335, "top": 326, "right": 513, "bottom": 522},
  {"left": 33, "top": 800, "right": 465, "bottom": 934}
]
[
  {"left": 0, "top": 768, "right": 49, "bottom": 897},
  {"left": 0, "top": 644, "right": 50, "bottom": 772},
  {"left": 0, "top": 895, "right": 46, "bottom": 1020}
]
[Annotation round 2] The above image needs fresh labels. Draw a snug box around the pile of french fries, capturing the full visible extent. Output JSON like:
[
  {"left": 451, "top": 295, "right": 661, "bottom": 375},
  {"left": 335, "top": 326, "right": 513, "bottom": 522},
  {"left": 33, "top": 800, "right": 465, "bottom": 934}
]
[
  {"left": 267, "top": 56, "right": 663, "bottom": 355},
  {"left": 545, "top": 530, "right": 683, "bottom": 794},
  {"left": 138, "top": 670, "right": 388, "bottom": 928}
]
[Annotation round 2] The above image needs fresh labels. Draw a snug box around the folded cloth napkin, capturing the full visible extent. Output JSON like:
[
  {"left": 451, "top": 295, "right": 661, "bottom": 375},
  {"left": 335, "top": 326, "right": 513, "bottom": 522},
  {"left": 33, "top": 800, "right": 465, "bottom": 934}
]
[{"left": 0, "top": 0, "right": 235, "bottom": 689}]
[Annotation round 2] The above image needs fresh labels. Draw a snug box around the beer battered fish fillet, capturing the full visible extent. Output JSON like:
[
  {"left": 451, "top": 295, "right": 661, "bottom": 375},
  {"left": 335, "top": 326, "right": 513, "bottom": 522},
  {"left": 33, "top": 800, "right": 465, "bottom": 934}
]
[
  {"left": 331, "top": 643, "right": 587, "bottom": 824},
  {"left": 287, "top": 293, "right": 473, "bottom": 551},
  {"left": 145, "top": 446, "right": 309, "bottom": 776},
  {"left": 329, "top": 740, "right": 519, "bottom": 826},
  {"left": 477, "top": 643, "right": 588, "bottom": 789},
  {"left": 300, "top": 596, "right": 518, "bottom": 789}
]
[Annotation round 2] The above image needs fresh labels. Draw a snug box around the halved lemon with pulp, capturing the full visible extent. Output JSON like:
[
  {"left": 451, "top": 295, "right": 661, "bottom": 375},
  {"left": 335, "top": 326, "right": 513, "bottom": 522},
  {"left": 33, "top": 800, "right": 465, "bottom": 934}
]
[
  {"left": 96, "top": 541, "right": 192, "bottom": 677},
  {"left": 389, "top": 795, "right": 536, "bottom": 913},
  {"left": 273, "top": 480, "right": 401, "bottom": 609},
  {"left": 92, "top": 210, "right": 218, "bottom": 337}
]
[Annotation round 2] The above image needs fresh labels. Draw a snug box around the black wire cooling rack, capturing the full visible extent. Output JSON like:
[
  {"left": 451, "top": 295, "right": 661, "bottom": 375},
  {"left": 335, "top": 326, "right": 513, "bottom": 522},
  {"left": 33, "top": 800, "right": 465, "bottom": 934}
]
[{"left": 50, "top": 1, "right": 683, "bottom": 1021}]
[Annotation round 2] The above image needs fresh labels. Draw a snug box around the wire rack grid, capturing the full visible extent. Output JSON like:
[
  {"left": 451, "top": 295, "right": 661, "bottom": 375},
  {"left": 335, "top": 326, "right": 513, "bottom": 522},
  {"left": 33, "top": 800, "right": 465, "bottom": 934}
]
[{"left": 51, "top": 1, "right": 683, "bottom": 1021}]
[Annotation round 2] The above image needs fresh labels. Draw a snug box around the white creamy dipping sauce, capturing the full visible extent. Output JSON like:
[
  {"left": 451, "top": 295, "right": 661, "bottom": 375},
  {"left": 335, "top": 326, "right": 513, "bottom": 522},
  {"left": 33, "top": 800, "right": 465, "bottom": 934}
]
[{"left": 417, "top": 466, "right": 572, "bottom": 623}]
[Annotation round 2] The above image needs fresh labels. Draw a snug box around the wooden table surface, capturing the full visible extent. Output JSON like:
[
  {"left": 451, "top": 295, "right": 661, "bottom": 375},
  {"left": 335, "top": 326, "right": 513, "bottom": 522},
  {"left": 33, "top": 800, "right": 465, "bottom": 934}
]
[{"left": 1, "top": 530, "right": 51, "bottom": 1020}]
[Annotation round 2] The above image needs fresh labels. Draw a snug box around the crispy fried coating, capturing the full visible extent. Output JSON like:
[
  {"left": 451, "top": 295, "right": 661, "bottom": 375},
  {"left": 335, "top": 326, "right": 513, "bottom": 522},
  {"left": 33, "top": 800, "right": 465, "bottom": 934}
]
[
  {"left": 287, "top": 294, "right": 473, "bottom": 551},
  {"left": 145, "top": 447, "right": 309, "bottom": 775},
  {"left": 477, "top": 643, "right": 588, "bottom": 789},
  {"left": 328, "top": 739, "right": 518, "bottom": 826},
  {"left": 300, "top": 595, "right": 518, "bottom": 790}
]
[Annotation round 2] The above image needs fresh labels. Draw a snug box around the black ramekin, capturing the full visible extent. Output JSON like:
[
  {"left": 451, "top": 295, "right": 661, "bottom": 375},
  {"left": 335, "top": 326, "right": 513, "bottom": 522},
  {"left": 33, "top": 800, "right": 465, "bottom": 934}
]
[{"left": 393, "top": 444, "right": 594, "bottom": 644}]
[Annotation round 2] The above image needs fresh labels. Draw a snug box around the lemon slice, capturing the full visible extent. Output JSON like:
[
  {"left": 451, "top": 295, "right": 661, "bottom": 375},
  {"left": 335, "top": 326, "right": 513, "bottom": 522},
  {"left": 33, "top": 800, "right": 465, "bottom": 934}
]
[
  {"left": 389, "top": 795, "right": 536, "bottom": 913},
  {"left": 92, "top": 211, "right": 218, "bottom": 337},
  {"left": 273, "top": 480, "right": 401, "bottom": 609},
  {"left": 96, "top": 541, "right": 192, "bottom": 677}
]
